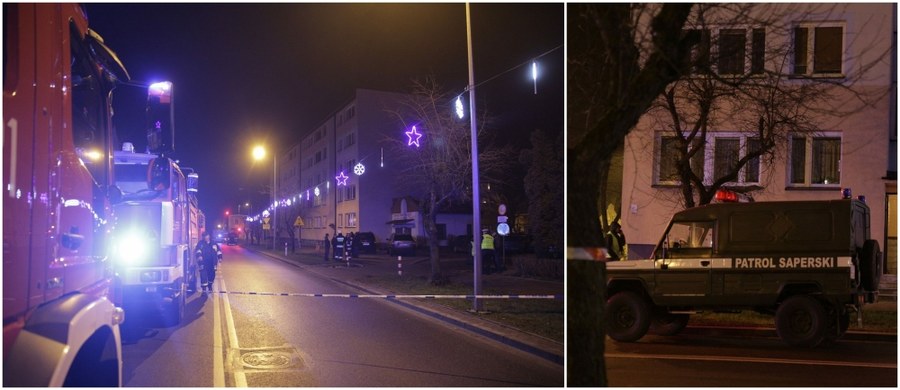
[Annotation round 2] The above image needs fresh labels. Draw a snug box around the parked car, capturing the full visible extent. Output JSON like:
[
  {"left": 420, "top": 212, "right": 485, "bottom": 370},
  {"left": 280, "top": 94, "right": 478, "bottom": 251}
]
[
  {"left": 226, "top": 233, "right": 237, "bottom": 246},
  {"left": 356, "top": 232, "right": 377, "bottom": 254},
  {"left": 388, "top": 233, "right": 416, "bottom": 256}
]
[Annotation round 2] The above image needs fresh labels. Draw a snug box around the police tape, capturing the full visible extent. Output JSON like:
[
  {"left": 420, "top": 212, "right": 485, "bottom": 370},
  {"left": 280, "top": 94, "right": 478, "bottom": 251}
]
[{"left": 205, "top": 291, "right": 562, "bottom": 300}]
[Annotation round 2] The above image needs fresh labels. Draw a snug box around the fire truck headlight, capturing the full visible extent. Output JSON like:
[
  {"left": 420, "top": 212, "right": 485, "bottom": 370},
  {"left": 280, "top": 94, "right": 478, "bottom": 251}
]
[{"left": 116, "top": 232, "right": 149, "bottom": 264}]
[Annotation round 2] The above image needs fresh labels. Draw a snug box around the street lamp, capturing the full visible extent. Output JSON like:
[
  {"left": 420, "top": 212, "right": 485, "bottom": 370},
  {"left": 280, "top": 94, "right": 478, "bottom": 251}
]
[
  {"left": 465, "top": 3, "right": 483, "bottom": 312},
  {"left": 252, "top": 145, "right": 276, "bottom": 250}
]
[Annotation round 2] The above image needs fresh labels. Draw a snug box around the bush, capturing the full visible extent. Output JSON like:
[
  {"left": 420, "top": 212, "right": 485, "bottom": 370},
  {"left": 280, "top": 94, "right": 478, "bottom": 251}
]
[{"left": 511, "top": 254, "right": 563, "bottom": 280}]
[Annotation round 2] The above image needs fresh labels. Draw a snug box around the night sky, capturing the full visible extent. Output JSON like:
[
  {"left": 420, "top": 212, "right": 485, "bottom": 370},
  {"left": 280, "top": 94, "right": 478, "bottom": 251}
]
[{"left": 84, "top": 3, "right": 564, "bottom": 224}]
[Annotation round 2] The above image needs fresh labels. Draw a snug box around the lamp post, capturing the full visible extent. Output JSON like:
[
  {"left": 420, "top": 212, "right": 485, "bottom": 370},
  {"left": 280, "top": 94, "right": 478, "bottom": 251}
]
[
  {"left": 253, "top": 145, "right": 277, "bottom": 250},
  {"left": 465, "top": 2, "right": 483, "bottom": 313}
]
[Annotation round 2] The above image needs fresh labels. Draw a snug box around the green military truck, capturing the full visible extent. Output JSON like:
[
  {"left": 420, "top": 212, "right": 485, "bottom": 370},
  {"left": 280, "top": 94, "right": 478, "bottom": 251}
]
[{"left": 606, "top": 193, "right": 883, "bottom": 347}]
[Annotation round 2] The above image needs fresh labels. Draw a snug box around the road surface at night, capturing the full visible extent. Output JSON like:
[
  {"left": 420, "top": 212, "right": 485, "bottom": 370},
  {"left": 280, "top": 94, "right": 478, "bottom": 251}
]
[
  {"left": 120, "top": 245, "right": 562, "bottom": 386},
  {"left": 605, "top": 330, "right": 896, "bottom": 386}
]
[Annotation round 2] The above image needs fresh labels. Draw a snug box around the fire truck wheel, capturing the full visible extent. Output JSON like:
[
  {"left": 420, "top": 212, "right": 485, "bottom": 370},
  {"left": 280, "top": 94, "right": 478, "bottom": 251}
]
[
  {"left": 606, "top": 291, "right": 651, "bottom": 342},
  {"left": 650, "top": 311, "right": 690, "bottom": 336},
  {"left": 163, "top": 285, "right": 185, "bottom": 327},
  {"left": 775, "top": 295, "right": 827, "bottom": 347},
  {"left": 859, "top": 239, "right": 882, "bottom": 292}
]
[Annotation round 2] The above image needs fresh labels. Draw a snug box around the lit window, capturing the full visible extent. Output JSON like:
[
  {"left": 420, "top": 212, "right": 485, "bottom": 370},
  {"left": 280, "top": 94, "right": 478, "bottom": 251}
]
[{"left": 789, "top": 133, "right": 841, "bottom": 186}]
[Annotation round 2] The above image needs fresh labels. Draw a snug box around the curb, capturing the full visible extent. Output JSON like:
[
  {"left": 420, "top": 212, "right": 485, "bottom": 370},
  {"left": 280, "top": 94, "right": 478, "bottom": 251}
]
[
  {"left": 682, "top": 325, "right": 897, "bottom": 343},
  {"left": 248, "top": 247, "right": 564, "bottom": 366}
]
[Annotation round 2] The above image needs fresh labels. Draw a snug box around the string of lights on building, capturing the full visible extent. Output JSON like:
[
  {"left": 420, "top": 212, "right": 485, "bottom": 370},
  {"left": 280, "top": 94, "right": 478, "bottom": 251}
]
[{"left": 245, "top": 44, "right": 561, "bottom": 224}]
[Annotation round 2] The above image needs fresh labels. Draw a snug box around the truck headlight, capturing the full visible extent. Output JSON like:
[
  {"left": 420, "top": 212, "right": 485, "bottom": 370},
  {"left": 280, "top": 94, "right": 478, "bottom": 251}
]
[{"left": 115, "top": 231, "right": 150, "bottom": 264}]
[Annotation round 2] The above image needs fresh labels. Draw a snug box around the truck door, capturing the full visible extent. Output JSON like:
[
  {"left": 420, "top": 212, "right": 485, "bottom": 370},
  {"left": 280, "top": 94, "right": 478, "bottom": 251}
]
[{"left": 653, "top": 220, "right": 716, "bottom": 306}]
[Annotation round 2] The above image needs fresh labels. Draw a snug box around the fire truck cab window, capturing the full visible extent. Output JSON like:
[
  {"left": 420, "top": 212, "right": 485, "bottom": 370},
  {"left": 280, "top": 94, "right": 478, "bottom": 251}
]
[{"left": 69, "top": 21, "right": 108, "bottom": 180}]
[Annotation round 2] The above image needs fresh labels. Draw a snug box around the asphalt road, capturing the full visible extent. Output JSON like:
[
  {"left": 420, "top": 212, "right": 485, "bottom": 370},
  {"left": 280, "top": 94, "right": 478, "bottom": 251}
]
[
  {"left": 120, "top": 245, "right": 562, "bottom": 386},
  {"left": 605, "top": 331, "right": 897, "bottom": 386}
]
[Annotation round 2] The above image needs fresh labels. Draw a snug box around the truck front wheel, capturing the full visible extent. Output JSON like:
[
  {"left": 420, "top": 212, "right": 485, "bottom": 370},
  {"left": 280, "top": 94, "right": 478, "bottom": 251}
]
[
  {"left": 775, "top": 295, "right": 827, "bottom": 347},
  {"left": 607, "top": 291, "right": 651, "bottom": 342},
  {"left": 162, "top": 283, "right": 185, "bottom": 327}
]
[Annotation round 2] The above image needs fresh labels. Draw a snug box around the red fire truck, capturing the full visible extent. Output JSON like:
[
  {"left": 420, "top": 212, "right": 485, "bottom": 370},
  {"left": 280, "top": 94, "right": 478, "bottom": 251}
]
[
  {"left": 111, "top": 139, "right": 201, "bottom": 326},
  {"left": 4, "top": 4, "right": 139, "bottom": 386}
]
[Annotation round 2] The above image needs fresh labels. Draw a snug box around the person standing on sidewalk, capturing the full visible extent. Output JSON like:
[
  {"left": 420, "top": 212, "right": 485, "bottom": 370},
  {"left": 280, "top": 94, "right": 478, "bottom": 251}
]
[
  {"left": 606, "top": 222, "right": 627, "bottom": 261},
  {"left": 323, "top": 233, "right": 330, "bottom": 262}
]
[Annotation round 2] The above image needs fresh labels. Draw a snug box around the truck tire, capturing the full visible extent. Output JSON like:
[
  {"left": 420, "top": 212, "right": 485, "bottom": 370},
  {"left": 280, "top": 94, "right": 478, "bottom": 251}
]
[
  {"left": 607, "top": 291, "right": 651, "bottom": 342},
  {"left": 162, "top": 283, "right": 185, "bottom": 327},
  {"left": 859, "top": 239, "right": 882, "bottom": 292},
  {"left": 824, "top": 311, "right": 850, "bottom": 343},
  {"left": 775, "top": 295, "right": 827, "bottom": 347},
  {"left": 650, "top": 312, "right": 690, "bottom": 336}
]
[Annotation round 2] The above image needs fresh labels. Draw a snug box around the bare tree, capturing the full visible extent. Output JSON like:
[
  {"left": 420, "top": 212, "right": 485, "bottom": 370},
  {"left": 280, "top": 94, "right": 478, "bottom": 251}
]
[
  {"left": 647, "top": 3, "right": 892, "bottom": 208},
  {"left": 388, "top": 76, "right": 513, "bottom": 285},
  {"left": 568, "top": 3, "right": 698, "bottom": 248}
]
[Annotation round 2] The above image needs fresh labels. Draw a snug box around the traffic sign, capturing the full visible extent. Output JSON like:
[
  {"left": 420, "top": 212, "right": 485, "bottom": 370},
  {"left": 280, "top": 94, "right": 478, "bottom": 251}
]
[
  {"left": 498, "top": 204, "right": 507, "bottom": 215},
  {"left": 497, "top": 222, "right": 510, "bottom": 236},
  {"left": 497, "top": 216, "right": 508, "bottom": 223},
  {"left": 294, "top": 216, "right": 305, "bottom": 227},
  {"left": 262, "top": 223, "right": 270, "bottom": 230}
]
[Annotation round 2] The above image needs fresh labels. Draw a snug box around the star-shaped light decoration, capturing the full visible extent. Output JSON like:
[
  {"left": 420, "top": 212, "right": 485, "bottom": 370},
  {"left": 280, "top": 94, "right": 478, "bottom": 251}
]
[
  {"left": 353, "top": 162, "right": 366, "bottom": 176},
  {"left": 336, "top": 171, "right": 349, "bottom": 186},
  {"left": 405, "top": 125, "right": 423, "bottom": 147}
]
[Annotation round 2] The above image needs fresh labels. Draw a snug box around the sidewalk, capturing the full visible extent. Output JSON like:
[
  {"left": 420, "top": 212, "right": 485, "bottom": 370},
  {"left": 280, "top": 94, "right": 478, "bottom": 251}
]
[{"left": 242, "top": 242, "right": 565, "bottom": 365}]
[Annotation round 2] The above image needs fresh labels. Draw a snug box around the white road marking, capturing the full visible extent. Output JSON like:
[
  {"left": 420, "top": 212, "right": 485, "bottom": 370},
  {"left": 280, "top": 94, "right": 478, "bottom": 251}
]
[
  {"left": 220, "top": 278, "right": 248, "bottom": 387},
  {"left": 212, "top": 280, "right": 225, "bottom": 387},
  {"left": 605, "top": 352, "right": 896, "bottom": 369}
]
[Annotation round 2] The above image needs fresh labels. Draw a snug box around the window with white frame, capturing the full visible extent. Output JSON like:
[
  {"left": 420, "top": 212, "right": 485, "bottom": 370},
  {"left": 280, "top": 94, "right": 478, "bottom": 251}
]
[
  {"left": 789, "top": 133, "right": 842, "bottom": 186},
  {"left": 688, "top": 27, "right": 766, "bottom": 75},
  {"left": 347, "top": 212, "right": 357, "bottom": 227},
  {"left": 657, "top": 135, "right": 704, "bottom": 184},
  {"left": 657, "top": 132, "right": 762, "bottom": 186},
  {"left": 793, "top": 23, "right": 844, "bottom": 76}
]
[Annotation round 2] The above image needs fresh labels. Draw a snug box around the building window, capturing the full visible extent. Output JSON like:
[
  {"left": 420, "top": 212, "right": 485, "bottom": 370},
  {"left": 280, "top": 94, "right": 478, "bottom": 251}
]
[
  {"left": 657, "top": 135, "right": 704, "bottom": 184},
  {"left": 750, "top": 28, "right": 766, "bottom": 75},
  {"left": 718, "top": 29, "right": 746, "bottom": 75},
  {"left": 338, "top": 214, "right": 343, "bottom": 228},
  {"left": 657, "top": 133, "right": 762, "bottom": 186},
  {"left": 347, "top": 212, "right": 357, "bottom": 227},
  {"left": 688, "top": 28, "right": 765, "bottom": 76},
  {"left": 789, "top": 133, "right": 842, "bottom": 186},
  {"left": 346, "top": 132, "right": 356, "bottom": 147},
  {"left": 713, "top": 137, "right": 740, "bottom": 179},
  {"left": 793, "top": 24, "right": 843, "bottom": 76}
]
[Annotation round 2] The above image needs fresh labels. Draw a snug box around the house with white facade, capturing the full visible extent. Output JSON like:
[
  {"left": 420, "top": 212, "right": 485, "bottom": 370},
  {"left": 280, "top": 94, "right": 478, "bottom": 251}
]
[{"left": 618, "top": 4, "right": 897, "bottom": 273}]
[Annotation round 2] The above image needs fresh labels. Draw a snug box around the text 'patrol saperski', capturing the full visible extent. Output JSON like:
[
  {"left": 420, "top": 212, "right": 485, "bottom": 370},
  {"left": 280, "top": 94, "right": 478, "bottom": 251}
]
[{"left": 733, "top": 257, "right": 836, "bottom": 269}]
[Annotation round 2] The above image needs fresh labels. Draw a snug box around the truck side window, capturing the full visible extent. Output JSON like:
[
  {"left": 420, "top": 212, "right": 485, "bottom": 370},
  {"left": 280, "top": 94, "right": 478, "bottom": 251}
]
[{"left": 666, "top": 221, "right": 715, "bottom": 257}]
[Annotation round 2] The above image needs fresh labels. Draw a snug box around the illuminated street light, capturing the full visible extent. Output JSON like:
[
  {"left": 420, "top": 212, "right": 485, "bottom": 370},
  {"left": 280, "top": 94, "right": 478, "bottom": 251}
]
[{"left": 252, "top": 144, "right": 277, "bottom": 250}]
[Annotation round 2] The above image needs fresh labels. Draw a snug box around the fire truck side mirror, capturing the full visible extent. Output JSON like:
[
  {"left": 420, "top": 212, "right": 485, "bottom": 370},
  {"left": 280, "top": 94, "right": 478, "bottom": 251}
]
[
  {"left": 147, "top": 81, "right": 175, "bottom": 155},
  {"left": 148, "top": 158, "right": 172, "bottom": 191}
]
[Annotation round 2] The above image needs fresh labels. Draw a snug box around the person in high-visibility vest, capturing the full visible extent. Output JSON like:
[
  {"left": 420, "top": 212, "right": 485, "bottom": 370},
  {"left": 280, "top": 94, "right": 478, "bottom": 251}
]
[
  {"left": 606, "top": 222, "right": 628, "bottom": 260},
  {"left": 481, "top": 229, "right": 503, "bottom": 274}
]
